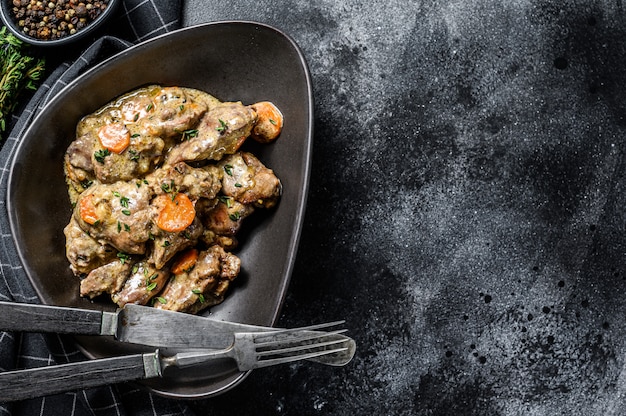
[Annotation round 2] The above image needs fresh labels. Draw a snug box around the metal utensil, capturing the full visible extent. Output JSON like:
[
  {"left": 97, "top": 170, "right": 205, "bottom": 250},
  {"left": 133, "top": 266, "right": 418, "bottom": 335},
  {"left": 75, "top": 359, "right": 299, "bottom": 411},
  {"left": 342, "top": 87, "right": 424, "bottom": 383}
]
[
  {"left": 0, "top": 322, "right": 350, "bottom": 402},
  {"left": 0, "top": 301, "right": 357, "bottom": 366},
  {"left": 0, "top": 301, "right": 275, "bottom": 348}
]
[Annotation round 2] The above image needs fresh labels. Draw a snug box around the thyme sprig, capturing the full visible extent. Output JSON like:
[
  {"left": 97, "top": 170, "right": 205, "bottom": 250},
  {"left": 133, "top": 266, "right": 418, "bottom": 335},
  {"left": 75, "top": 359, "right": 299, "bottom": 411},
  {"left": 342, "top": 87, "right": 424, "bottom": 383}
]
[{"left": 0, "top": 27, "right": 45, "bottom": 140}]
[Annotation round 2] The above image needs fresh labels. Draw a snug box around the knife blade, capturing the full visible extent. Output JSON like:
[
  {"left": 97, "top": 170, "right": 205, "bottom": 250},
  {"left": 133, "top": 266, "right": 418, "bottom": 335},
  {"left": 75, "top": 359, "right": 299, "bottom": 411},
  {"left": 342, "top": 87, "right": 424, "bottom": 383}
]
[{"left": 0, "top": 301, "right": 274, "bottom": 349}]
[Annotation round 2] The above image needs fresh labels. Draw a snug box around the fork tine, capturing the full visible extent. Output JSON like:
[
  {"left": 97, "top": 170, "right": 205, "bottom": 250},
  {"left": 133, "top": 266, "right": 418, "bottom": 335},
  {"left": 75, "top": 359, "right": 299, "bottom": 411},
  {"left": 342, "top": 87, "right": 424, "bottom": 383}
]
[
  {"left": 254, "top": 329, "right": 348, "bottom": 349},
  {"left": 256, "top": 337, "right": 349, "bottom": 357},
  {"left": 254, "top": 346, "right": 350, "bottom": 369},
  {"left": 251, "top": 321, "right": 345, "bottom": 343}
]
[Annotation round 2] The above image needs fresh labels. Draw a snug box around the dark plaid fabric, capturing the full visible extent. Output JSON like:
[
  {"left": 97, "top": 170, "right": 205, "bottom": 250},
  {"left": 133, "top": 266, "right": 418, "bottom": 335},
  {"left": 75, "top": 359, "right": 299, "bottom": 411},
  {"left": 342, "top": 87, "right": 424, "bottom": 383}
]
[{"left": 0, "top": 1, "right": 199, "bottom": 414}]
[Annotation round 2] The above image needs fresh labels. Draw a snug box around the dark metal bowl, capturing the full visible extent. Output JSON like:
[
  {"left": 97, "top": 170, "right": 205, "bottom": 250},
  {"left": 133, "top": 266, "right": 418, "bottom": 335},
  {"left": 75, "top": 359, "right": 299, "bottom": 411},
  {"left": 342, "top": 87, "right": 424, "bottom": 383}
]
[
  {"left": 0, "top": 0, "right": 121, "bottom": 47},
  {"left": 6, "top": 21, "right": 313, "bottom": 398}
]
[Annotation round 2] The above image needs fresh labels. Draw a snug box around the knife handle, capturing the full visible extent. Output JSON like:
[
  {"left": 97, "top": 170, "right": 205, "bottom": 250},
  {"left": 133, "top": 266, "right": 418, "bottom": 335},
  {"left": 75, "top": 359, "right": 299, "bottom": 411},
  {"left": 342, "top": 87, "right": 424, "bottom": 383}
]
[
  {"left": 0, "top": 301, "right": 104, "bottom": 335},
  {"left": 0, "top": 352, "right": 160, "bottom": 402}
]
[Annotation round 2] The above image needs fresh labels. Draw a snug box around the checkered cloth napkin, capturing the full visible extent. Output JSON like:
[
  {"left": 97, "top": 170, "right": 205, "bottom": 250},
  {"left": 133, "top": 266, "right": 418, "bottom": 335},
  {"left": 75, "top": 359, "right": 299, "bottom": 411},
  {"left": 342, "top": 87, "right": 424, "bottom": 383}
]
[{"left": 0, "top": 1, "right": 201, "bottom": 414}]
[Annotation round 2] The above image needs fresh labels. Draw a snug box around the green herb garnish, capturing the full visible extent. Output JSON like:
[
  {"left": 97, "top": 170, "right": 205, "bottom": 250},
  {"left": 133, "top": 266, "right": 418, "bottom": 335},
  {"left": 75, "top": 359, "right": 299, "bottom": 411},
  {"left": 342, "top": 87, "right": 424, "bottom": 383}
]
[
  {"left": 117, "top": 252, "right": 130, "bottom": 264},
  {"left": 0, "top": 27, "right": 45, "bottom": 140},
  {"left": 182, "top": 129, "right": 198, "bottom": 140},
  {"left": 216, "top": 119, "right": 228, "bottom": 133},
  {"left": 192, "top": 289, "right": 205, "bottom": 303},
  {"left": 94, "top": 148, "right": 111, "bottom": 163}
]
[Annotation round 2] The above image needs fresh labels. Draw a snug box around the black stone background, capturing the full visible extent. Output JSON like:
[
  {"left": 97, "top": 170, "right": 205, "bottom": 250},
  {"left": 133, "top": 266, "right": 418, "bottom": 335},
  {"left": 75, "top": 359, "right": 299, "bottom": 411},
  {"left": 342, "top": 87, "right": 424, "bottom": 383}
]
[{"left": 184, "top": 1, "right": 626, "bottom": 415}]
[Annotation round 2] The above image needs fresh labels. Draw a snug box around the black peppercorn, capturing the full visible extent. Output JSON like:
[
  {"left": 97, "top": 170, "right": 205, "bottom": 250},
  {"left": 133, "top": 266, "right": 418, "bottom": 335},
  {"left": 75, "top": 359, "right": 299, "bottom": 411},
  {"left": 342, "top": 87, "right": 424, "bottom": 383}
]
[
  {"left": 8, "top": 0, "right": 110, "bottom": 40},
  {"left": 75, "top": 3, "right": 85, "bottom": 16}
]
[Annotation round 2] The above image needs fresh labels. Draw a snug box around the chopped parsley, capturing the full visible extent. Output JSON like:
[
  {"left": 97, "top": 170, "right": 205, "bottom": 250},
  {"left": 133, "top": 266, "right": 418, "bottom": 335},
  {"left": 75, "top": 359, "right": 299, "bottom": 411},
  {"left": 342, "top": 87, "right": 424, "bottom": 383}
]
[
  {"left": 216, "top": 119, "right": 228, "bottom": 133},
  {"left": 117, "top": 252, "right": 130, "bottom": 264},
  {"left": 192, "top": 289, "right": 205, "bottom": 303},
  {"left": 182, "top": 129, "right": 198, "bottom": 140},
  {"left": 218, "top": 195, "right": 233, "bottom": 208},
  {"left": 94, "top": 148, "right": 111, "bottom": 163}
]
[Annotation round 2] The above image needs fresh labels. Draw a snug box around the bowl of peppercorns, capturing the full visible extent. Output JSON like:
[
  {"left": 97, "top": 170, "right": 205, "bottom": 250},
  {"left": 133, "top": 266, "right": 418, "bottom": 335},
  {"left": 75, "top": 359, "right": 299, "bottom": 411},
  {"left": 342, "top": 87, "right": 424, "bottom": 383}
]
[{"left": 0, "top": 0, "right": 120, "bottom": 47}]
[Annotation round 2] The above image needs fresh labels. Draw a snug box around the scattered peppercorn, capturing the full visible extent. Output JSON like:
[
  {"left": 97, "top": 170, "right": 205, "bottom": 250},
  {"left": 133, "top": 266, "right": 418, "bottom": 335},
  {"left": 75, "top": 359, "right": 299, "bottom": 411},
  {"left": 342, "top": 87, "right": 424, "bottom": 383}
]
[{"left": 9, "top": 0, "right": 110, "bottom": 41}]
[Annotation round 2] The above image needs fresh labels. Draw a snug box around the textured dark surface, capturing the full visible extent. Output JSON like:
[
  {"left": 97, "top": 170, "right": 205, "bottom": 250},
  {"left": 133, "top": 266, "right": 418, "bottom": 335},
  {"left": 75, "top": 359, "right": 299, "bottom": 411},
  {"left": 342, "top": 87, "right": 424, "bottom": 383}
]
[{"left": 184, "top": 1, "right": 625, "bottom": 415}]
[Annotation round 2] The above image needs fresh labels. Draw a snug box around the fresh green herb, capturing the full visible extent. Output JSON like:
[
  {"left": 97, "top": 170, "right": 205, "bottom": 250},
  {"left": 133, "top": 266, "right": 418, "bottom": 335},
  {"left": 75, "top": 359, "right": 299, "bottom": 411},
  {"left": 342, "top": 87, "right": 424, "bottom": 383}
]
[
  {"left": 229, "top": 211, "right": 241, "bottom": 221},
  {"left": 0, "top": 27, "right": 45, "bottom": 140},
  {"left": 192, "top": 289, "right": 205, "bottom": 303},
  {"left": 117, "top": 219, "right": 130, "bottom": 233},
  {"left": 113, "top": 193, "right": 131, "bottom": 216},
  {"left": 128, "top": 149, "right": 140, "bottom": 161},
  {"left": 133, "top": 113, "right": 139, "bottom": 122},
  {"left": 218, "top": 195, "right": 233, "bottom": 208},
  {"left": 146, "top": 103, "right": 153, "bottom": 112},
  {"left": 161, "top": 180, "right": 175, "bottom": 193},
  {"left": 145, "top": 273, "right": 159, "bottom": 291},
  {"left": 216, "top": 119, "right": 228, "bottom": 133},
  {"left": 117, "top": 252, "right": 130, "bottom": 264},
  {"left": 234, "top": 183, "right": 242, "bottom": 188},
  {"left": 155, "top": 296, "right": 167, "bottom": 305},
  {"left": 162, "top": 240, "right": 171, "bottom": 247},
  {"left": 94, "top": 148, "right": 111, "bottom": 163},
  {"left": 223, "top": 164, "right": 233, "bottom": 176},
  {"left": 94, "top": 149, "right": 111, "bottom": 163},
  {"left": 269, "top": 118, "right": 277, "bottom": 125},
  {"left": 182, "top": 129, "right": 198, "bottom": 140}
]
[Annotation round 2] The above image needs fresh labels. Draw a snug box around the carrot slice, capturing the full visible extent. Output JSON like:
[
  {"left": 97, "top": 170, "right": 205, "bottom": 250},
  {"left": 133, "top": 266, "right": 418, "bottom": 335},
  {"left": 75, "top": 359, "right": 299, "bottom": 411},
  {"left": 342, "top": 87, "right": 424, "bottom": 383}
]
[
  {"left": 155, "top": 193, "right": 196, "bottom": 233},
  {"left": 171, "top": 248, "right": 199, "bottom": 275},
  {"left": 79, "top": 194, "right": 98, "bottom": 225},
  {"left": 97, "top": 123, "right": 131, "bottom": 154},
  {"left": 250, "top": 101, "right": 283, "bottom": 143}
]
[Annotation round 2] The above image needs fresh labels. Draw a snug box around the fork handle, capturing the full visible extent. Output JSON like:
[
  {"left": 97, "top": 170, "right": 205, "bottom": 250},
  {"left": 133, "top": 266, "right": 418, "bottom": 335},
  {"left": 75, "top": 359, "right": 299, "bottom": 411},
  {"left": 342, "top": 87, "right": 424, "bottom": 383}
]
[{"left": 0, "top": 352, "right": 160, "bottom": 402}]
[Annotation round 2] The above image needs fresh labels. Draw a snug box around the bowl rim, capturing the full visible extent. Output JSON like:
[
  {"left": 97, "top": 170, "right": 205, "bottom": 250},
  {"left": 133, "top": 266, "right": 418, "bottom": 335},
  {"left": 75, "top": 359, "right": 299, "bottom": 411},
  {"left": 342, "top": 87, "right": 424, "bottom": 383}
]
[{"left": 0, "top": 0, "right": 121, "bottom": 47}]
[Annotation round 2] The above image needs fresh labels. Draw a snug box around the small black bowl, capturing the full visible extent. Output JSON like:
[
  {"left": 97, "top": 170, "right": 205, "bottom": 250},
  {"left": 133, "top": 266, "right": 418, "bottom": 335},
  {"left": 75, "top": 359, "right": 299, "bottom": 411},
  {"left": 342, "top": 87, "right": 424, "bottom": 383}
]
[{"left": 0, "top": 0, "right": 120, "bottom": 47}]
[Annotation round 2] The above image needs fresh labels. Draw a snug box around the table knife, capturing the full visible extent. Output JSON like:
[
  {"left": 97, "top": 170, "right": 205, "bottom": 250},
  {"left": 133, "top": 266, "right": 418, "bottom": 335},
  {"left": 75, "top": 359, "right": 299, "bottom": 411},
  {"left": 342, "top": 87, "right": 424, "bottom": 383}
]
[{"left": 0, "top": 301, "right": 274, "bottom": 348}]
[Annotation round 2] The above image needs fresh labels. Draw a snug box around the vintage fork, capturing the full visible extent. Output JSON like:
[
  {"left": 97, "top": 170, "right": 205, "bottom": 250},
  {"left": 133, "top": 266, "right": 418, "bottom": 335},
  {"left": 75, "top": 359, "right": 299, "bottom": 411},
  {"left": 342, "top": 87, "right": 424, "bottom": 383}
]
[{"left": 0, "top": 321, "right": 352, "bottom": 402}]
